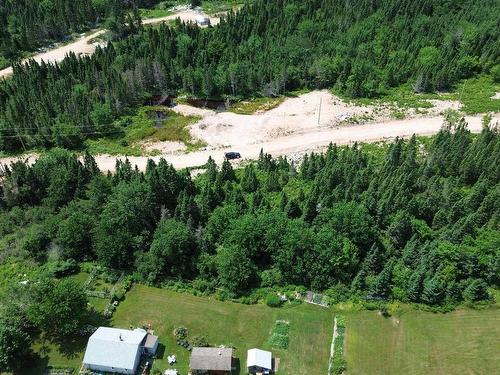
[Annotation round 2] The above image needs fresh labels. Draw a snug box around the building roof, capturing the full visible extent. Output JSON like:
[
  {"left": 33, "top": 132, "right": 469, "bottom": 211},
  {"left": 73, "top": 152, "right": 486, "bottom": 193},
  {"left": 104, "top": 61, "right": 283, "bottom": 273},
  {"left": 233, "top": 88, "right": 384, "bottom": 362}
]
[
  {"left": 190, "top": 347, "right": 233, "bottom": 371},
  {"left": 247, "top": 348, "right": 272, "bottom": 370},
  {"left": 83, "top": 327, "right": 147, "bottom": 370},
  {"left": 144, "top": 333, "right": 158, "bottom": 349}
]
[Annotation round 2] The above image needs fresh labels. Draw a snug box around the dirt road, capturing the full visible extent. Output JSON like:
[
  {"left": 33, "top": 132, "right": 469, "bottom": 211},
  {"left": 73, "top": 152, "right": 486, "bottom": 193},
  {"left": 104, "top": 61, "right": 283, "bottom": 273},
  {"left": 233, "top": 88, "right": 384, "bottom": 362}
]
[
  {"left": 0, "top": 9, "right": 220, "bottom": 79},
  {"left": 1, "top": 112, "right": 493, "bottom": 173},
  {"left": 88, "top": 114, "right": 492, "bottom": 171}
]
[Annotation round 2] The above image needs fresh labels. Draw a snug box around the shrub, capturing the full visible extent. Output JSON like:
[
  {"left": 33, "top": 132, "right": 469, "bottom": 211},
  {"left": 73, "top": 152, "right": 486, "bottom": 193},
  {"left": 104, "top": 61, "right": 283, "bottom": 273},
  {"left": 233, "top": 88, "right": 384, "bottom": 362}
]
[
  {"left": 266, "top": 293, "right": 283, "bottom": 308},
  {"left": 190, "top": 335, "right": 209, "bottom": 347},
  {"left": 113, "top": 288, "right": 125, "bottom": 301},
  {"left": 463, "top": 279, "right": 490, "bottom": 302},
  {"left": 47, "top": 259, "right": 79, "bottom": 277},
  {"left": 173, "top": 326, "right": 188, "bottom": 340}
]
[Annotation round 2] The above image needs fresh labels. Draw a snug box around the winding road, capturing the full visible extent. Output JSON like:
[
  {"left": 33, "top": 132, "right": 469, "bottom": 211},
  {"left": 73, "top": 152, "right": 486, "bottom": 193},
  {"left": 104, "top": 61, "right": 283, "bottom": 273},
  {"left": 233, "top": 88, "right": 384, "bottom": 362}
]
[{"left": 0, "top": 9, "right": 220, "bottom": 79}]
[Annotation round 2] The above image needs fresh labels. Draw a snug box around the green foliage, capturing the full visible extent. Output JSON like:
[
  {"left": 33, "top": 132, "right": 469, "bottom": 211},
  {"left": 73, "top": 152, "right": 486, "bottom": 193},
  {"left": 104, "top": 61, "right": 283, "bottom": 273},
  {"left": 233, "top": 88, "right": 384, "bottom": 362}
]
[
  {"left": 215, "top": 244, "right": 256, "bottom": 293},
  {"left": 268, "top": 320, "right": 290, "bottom": 349},
  {"left": 0, "top": 310, "right": 33, "bottom": 371},
  {"left": 265, "top": 293, "right": 282, "bottom": 308},
  {"left": 2, "top": 0, "right": 499, "bottom": 152},
  {"left": 0, "top": 123, "right": 499, "bottom": 310},
  {"left": 463, "top": 279, "right": 490, "bottom": 303},
  {"left": 26, "top": 278, "right": 88, "bottom": 338},
  {"left": 137, "top": 219, "right": 197, "bottom": 283},
  {"left": 173, "top": 326, "right": 188, "bottom": 340},
  {"left": 330, "top": 315, "right": 347, "bottom": 375},
  {"left": 190, "top": 335, "right": 209, "bottom": 347}
]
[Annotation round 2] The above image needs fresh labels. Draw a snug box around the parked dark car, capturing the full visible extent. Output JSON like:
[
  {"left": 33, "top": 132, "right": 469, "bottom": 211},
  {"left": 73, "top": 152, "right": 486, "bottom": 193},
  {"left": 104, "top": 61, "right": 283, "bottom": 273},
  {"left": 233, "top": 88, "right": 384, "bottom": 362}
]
[{"left": 225, "top": 152, "right": 241, "bottom": 160}]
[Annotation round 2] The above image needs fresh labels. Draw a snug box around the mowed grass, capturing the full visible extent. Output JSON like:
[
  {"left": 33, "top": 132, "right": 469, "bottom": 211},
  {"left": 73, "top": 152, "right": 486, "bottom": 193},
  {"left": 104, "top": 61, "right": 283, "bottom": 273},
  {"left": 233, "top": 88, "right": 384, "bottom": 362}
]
[
  {"left": 345, "top": 308, "right": 500, "bottom": 375},
  {"left": 112, "top": 285, "right": 333, "bottom": 374},
  {"left": 22, "top": 283, "right": 500, "bottom": 375}
]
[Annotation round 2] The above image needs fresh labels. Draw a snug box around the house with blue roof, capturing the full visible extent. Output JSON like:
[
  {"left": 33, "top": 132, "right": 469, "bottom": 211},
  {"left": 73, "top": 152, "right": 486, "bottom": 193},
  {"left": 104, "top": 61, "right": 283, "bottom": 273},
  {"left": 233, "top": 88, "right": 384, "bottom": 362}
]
[{"left": 82, "top": 327, "right": 158, "bottom": 374}]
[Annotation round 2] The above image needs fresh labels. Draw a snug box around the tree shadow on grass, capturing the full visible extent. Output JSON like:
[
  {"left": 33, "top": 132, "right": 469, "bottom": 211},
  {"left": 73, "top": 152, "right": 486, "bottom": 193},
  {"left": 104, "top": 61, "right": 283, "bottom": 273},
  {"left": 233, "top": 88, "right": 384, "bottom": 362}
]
[{"left": 15, "top": 353, "right": 48, "bottom": 375}]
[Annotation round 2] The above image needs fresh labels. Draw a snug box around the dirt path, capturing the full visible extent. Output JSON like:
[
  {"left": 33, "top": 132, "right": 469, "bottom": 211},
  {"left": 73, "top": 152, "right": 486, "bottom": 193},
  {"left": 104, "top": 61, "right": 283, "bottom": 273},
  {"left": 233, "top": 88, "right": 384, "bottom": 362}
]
[
  {"left": 88, "top": 113, "right": 491, "bottom": 172},
  {"left": 0, "top": 112, "right": 492, "bottom": 173},
  {"left": 0, "top": 9, "right": 220, "bottom": 79}
]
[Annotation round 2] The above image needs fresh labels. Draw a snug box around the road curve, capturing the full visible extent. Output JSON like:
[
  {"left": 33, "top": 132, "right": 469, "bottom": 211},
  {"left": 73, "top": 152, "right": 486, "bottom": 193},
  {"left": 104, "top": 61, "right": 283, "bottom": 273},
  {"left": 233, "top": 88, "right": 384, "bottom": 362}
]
[{"left": 0, "top": 10, "right": 220, "bottom": 79}]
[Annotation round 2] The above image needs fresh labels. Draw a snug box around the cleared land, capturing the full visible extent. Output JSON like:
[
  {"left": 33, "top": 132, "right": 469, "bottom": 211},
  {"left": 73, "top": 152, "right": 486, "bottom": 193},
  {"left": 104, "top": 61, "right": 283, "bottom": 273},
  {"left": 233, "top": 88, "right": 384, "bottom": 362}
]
[
  {"left": 2, "top": 90, "right": 498, "bottom": 172},
  {"left": 346, "top": 309, "right": 500, "bottom": 375},
  {"left": 24, "top": 282, "right": 500, "bottom": 375}
]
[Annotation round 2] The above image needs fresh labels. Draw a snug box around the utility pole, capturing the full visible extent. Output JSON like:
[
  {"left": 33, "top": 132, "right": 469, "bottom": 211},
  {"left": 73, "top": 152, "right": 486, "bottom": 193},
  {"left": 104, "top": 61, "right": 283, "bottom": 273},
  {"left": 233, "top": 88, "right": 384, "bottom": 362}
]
[{"left": 318, "top": 96, "right": 323, "bottom": 125}]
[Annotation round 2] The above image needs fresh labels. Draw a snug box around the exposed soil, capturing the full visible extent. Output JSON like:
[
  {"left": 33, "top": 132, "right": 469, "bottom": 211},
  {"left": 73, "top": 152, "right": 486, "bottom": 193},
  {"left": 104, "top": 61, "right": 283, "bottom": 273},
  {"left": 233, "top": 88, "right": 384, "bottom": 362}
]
[{"left": 1, "top": 91, "right": 497, "bottom": 172}]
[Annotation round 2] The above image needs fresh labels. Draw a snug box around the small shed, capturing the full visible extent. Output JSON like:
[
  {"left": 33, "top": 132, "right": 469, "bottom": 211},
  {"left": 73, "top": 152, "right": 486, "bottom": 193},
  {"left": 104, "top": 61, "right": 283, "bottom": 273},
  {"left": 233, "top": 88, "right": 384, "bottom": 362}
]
[
  {"left": 189, "top": 347, "right": 233, "bottom": 374},
  {"left": 143, "top": 333, "right": 159, "bottom": 355},
  {"left": 247, "top": 348, "right": 272, "bottom": 374}
]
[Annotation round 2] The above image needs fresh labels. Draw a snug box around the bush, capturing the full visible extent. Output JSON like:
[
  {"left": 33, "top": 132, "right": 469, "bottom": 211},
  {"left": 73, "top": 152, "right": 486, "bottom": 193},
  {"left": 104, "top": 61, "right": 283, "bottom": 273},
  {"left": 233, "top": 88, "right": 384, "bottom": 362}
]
[
  {"left": 491, "top": 64, "right": 500, "bottom": 83},
  {"left": 463, "top": 279, "right": 489, "bottom": 302},
  {"left": 46, "top": 259, "right": 79, "bottom": 277},
  {"left": 113, "top": 287, "right": 125, "bottom": 301},
  {"left": 190, "top": 335, "right": 209, "bottom": 347},
  {"left": 266, "top": 293, "right": 283, "bottom": 308},
  {"left": 330, "top": 356, "right": 347, "bottom": 375},
  {"left": 173, "top": 326, "right": 188, "bottom": 340}
]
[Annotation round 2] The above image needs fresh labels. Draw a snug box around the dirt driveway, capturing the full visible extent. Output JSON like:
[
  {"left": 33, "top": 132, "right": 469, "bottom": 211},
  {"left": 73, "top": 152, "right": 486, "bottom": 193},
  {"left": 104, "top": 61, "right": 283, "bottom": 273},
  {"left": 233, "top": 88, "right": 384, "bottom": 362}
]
[{"left": 0, "top": 9, "right": 220, "bottom": 79}]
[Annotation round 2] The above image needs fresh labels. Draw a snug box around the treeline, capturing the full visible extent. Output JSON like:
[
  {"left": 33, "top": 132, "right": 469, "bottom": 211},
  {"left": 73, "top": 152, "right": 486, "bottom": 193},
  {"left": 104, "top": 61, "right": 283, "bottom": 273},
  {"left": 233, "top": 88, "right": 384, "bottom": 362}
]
[
  {"left": 0, "top": 0, "right": 160, "bottom": 64},
  {"left": 1, "top": 121, "right": 498, "bottom": 308},
  {"left": 1, "top": 0, "right": 499, "bottom": 151}
]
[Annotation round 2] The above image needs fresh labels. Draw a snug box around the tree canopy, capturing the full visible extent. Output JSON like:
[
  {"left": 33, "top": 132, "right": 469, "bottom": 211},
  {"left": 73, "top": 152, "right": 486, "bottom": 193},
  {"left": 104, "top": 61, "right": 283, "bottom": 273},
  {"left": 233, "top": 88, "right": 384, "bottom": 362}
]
[
  {"left": 1, "top": 0, "right": 499, "bottom": 151},
  {"left": 0, "top": 121, "right": 498, "bottom": 306}
]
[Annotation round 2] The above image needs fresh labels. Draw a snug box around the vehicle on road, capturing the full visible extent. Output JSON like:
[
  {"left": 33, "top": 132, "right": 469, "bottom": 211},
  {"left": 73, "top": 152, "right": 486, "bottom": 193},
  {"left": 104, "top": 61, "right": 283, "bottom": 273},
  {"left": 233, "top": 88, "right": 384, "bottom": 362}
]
[{"left": 225, "top": 152, "right": 241, "bottom": 160}]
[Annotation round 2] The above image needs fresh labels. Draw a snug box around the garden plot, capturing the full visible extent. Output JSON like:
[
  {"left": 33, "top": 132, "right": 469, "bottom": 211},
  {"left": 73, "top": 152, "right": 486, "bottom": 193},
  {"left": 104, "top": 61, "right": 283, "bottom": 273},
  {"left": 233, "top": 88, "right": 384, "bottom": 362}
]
[{"left": 267, "top": 320, "right": 290, "bottom": 350}]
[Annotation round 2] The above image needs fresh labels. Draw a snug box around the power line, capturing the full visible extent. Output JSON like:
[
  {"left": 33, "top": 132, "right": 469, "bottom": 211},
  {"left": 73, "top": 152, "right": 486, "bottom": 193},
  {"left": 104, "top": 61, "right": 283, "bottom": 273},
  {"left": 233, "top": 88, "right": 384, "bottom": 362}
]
[{"left": 0, "top": 129, "right": 126, "bottom": 138}]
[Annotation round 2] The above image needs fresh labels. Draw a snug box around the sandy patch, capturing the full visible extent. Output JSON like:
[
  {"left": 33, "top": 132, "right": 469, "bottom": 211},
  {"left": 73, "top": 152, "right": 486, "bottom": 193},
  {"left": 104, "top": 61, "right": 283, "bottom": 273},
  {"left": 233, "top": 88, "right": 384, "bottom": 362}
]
[
  {"left": 426, "top": 99, "right": 462, "bottom": 114},
  {"left": 140, "top": 140, "right": 186, "bottom": 154},
  {"left": 0, "top": 91, "right": 496, "bottom": 173},
  {"left": 491, "top": 92, "right": 500, "bottom": 100}
]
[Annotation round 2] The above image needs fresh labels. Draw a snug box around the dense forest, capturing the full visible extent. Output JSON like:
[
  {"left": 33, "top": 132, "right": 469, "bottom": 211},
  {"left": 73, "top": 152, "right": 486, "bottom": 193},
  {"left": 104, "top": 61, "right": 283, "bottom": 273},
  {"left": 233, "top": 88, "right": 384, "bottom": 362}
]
[
  {"left": 1, "top": 0, "right": 499, "bottom": 152},
  {"left": 0, "top": 0, "right": 161, "bottom": 66},
  {"left": 1, "top": 120, "right": 498, "bottom": 300},
  {"left": 0, "top": 119, "right": 498, "bottom": 369}
]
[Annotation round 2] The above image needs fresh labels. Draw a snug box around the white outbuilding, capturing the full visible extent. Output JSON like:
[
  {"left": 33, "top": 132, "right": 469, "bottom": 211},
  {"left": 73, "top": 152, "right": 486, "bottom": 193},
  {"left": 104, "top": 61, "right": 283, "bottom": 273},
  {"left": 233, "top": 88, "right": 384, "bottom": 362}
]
[
  {"left": 247, "top": 348, "right": 273, "bottom": 374},
  {"left": 195, "top": 14, "right": 210, "bottom": 26},
  {"left": 82, "top": 327, "right": 149, "bottom": 374}
]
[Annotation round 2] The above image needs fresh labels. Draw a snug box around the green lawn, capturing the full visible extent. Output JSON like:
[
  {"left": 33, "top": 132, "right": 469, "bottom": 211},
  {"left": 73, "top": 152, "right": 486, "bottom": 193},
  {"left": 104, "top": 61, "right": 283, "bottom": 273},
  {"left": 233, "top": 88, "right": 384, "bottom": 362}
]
[
  {"left": 112, "top": 285, "right": 333, "bottom": 374},
  {"left": 345, "top": 308, "right": 500, "bottom": 375},
  {"left": 23, "top": 285, "right": 500, "bottom": 375}
]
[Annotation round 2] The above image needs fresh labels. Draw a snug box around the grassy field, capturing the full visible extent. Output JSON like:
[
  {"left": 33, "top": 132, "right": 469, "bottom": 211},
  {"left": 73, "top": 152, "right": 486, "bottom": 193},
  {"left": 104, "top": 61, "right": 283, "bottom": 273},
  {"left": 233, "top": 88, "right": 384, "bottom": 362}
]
[
  {"left": 345, "top": 308, "right": 500, "bottom": 375},
  {"left": 112, "top": 285, "right": 332, "bottom": 374},
  {"left": 21, "top": 283, "right": 500, "bottom": 375}
]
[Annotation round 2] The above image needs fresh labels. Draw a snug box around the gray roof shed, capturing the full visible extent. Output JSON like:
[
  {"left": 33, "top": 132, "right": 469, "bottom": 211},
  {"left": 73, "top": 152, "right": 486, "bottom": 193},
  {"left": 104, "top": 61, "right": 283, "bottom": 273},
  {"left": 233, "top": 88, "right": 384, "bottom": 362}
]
[{"left": 189, "top": 347, "right": 233, "bottom": 371}]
